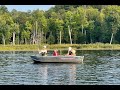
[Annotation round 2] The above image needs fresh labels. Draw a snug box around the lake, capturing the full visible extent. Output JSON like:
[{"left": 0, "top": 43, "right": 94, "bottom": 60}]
[{"left": 0, "top": 50, "right": 120, "bottom": 85}]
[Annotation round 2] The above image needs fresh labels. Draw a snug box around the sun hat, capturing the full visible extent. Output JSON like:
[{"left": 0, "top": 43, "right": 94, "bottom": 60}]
[
  {"left": 43, "top": 45, "right": 46, "bottom": 48},
  {"left": 68, "top": 47, "right": 72, "bottom": 51},
  {"left": 72, "top": 49, "right": 76, "bottom": 54}
]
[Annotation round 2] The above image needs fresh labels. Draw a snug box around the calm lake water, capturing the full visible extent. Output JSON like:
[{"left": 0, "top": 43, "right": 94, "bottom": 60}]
[{"left": 0, "top": 50, "right": 120, "bottom": 85}]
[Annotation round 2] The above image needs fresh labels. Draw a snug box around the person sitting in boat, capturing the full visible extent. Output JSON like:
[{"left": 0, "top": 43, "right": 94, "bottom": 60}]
[
  {"left": 53, "top": 49, "right": 59, "bottom": 56},
  {"left": 38, "top": 45, "right": 47, "bottom": 56},
  {"left": 71, "top": 49, "right": 76, "bottom": 56},
  {"left": 66, "top": 47, "right": 76, "bottom": 56}
]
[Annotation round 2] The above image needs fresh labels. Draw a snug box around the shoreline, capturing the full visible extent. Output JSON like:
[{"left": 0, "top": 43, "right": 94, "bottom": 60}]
[
  {"left": 1, "top": 48, "right": 120, "bottom": 51},
  {"left": 1, "top": 44, "right": 120, "bottom": 51}
]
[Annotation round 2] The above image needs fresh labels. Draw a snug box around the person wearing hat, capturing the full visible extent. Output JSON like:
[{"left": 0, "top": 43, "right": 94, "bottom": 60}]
[
  {"left": 66, "top": 47, "right": 76, "bottom": 56},
  {"left": 38, "top": 45, "right": 47, "bottom": 56},
  {"left": 71, "top": 49, "right": 76, "bottom": 56}
]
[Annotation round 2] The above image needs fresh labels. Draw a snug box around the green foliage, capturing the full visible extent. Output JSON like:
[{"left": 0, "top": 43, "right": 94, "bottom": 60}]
[
  {"left": 1, "top": 5, "right": 120, "bottom": 46},
  {"left": 47, "top": 32, "right": 55, "bottom": 44}
]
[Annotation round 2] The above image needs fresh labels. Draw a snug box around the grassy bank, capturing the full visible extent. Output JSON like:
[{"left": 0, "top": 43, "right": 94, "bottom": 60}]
[{"left": 1, "top": 43, "right": 120, "bottom": 51}]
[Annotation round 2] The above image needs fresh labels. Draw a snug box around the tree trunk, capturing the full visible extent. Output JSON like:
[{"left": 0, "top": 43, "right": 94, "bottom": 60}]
[
  {"left": 13, "top": 32, "right": 15, "bottom": 45},
  {"left": 25, "top": 38, "right": 27, "bottom": 44},
  {"left": 35, "top": 21, "right": 38, "bottom": 38},
  {"left": 82, "top": 24, "right": 84, "bottom": 34},
  {"left": 18, "top": 29, "right": 19, "bottom": 45},
  {"left": 68, "top": 25, "right": 72, "bottom": 44},
  {"left": 60, "top": 30, "right": 61, "bottom": 44},
  {"left": 45, "top": 33, "right": 47, "bottom": 44},
  {"left": 33, "top": 35, "right": 35, "bottom": 44},
  {"left": 110, "top": 33, "right": 114, "bottom": 45},
  {"left": 35, "top": 21, "right": 38, "bottom": 44},
  {"left": 84, "top": 30, "right": 86, "bottom": 44},
  {"left": 39, "top": 29, "right": 42, "bottom": 44},
  {"left": 90, "top": 33, "right": 92, "bottom": 43},
  {"left": 2, "top": 34, "right": 5, "bottom": 46},
  {"left": 41, "top": 29, "right": 43, "bottom": 44}
]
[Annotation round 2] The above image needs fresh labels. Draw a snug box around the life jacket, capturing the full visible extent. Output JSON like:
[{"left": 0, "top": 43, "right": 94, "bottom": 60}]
[{"left": 53, "top": 51, "right": 59, "bottom": 56}]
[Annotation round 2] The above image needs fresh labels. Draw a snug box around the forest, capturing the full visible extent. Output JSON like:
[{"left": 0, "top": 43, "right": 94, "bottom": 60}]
[{"left": 0, "top": 5, "right": 120, "bottom": 45}]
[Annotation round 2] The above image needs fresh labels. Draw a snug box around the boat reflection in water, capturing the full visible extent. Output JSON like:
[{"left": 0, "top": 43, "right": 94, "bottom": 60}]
[
  {"left": 37, "top": 64, "right": 48, "bottom": 85},
  {"left": 36, "top": 63, "right": 77, "bottom": 85},
  {"left": 68, "top": 64, "right": 76, "bottom": 85}
]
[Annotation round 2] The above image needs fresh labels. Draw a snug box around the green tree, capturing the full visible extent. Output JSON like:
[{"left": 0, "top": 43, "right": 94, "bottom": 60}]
[
  {"left": 0, "top": 13, "right": 13, "bottom": 45},
  {"left": 32, "top": 10, "right": 48, "bottom": 44},
  {"left": 47, "top": 32, "right": 55, "bottom": 44},
  {"left": 104, "top": 6, "right": 120, "bottom": 44}
]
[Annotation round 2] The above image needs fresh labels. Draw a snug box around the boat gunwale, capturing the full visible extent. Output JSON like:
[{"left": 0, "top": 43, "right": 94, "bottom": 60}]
[{"left": 31, "top": 55, "right": 84, "bottom": 63}]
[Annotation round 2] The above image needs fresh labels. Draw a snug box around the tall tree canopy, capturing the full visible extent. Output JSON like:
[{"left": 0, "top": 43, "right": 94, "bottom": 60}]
[{"left": 1, "top": 5, "right": 120, "bottom": 45}]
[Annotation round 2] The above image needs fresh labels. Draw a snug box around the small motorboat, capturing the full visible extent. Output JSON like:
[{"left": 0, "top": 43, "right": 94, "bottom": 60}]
[{"left": 30, "top": 55, "right": 84, "bottom": 63}]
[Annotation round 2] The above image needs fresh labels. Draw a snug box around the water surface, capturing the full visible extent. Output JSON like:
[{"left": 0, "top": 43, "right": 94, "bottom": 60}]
[{"left": 0, "top": 50, "right": 120, "bottom": 85}]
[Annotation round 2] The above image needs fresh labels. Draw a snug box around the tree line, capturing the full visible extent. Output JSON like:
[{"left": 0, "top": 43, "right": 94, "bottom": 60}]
[{"left": 0, "top": 5, "right": 120, "bottom": 45}]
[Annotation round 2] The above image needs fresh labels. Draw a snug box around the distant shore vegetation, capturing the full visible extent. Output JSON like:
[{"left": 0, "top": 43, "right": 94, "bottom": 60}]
[
  {"left": 1, "top": 5, "right": 120, "bottom": 50},
  {"left": 1, "top": 43, "right": 120, "bottom": 51}
]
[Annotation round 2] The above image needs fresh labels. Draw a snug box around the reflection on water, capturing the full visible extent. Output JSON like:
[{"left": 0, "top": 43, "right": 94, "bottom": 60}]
[
  {"left": 37, "top": 64, "right": 77, "bottom": 85},
  {"left": 69, "top": 64, "right": 76, "bottom": 85},
  {"left": 38, "top": 64, "right": 48, "bottom": 85},
  {"left": 0, "top": 50, "right": 120, "bottom": 85}
]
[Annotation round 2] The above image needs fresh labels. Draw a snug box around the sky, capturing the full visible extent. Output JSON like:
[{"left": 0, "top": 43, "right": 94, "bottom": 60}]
[{"left": 5, "top": 5, "right": 55, "bottom": 12}]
